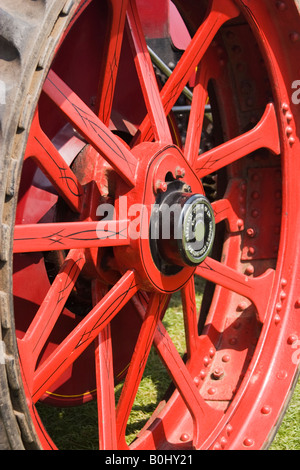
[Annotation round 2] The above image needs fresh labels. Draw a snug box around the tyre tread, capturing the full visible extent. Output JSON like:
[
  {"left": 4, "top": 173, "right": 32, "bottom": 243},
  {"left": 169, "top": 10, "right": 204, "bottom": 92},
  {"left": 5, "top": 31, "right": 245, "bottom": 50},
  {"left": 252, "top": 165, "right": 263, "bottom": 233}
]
[{"left": 0, "top": 0, "right": 79, "bottom": 450}]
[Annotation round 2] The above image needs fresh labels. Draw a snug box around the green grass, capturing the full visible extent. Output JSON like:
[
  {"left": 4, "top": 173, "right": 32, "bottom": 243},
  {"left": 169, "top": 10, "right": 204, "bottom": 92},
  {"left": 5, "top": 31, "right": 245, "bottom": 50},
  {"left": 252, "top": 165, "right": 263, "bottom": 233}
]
[
  {"left": 37, "top": 286, "right": 300, "bottom": 450},
  {"left": 270, "top": 380, "right": 300, "bottom": 450},
  {"left": 37, "top": 292, "right": 189, "bottom": 449}
]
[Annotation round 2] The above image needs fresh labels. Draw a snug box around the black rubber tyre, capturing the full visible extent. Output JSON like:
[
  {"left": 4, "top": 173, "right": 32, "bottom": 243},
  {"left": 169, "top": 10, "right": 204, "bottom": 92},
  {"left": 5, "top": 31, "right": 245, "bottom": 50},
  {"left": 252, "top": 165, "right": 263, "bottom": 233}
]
[
  {"left": 0, "top": 0, "right": 300, "bottom": 451},
  {"left": 0, "top": 0, "right": 80, "bottom": 449}
]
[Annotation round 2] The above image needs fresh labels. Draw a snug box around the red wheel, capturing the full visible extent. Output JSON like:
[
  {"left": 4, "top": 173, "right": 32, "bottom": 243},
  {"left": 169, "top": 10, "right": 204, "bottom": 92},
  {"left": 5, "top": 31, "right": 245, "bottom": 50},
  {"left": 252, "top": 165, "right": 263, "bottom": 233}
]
[{"left": 1, "top": 0, "right": 300, "bottom": 450}]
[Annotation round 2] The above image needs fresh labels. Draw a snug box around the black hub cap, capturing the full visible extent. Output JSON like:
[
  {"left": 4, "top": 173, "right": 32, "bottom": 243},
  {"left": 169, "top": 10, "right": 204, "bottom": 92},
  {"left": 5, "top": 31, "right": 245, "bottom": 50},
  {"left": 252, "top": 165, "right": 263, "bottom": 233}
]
[
  {"left": 176, "top": 194, "right": 215, "bottom": 266},
  {"left": 150, "top": 182, "right": 215, "bottom": 273}
]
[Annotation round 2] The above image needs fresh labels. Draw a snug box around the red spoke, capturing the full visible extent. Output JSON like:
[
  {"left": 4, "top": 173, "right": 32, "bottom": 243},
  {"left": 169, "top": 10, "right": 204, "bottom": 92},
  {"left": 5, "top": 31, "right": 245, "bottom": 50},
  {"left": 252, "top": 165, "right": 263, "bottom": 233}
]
[
  {"left": 13, "top": 219, "right": 129, "bottom": 253},
  {"left": 93, "top": 282, "right": 117, "bottom": 450},
  {"left": 32, "top": 270, "right": 139, "bottom": 402},
  {"left": 95, "top": 325, "right": 117, "bottom": 450},
  {"left": 152, "top": 318, "right": 221, "bottom": 447},
  {"left": 116, "top": 293, "right": 168, "bottom": 448},
  {"left": 196, "top": 103, "right": 280, "bottom": 178},
  {"left": 26, "top": 111, "right": 84, "bottom": 213},
  {"left": 181, "top": 278, "right": 199, "bottom": 358},
  {"left": 18, "top": 249, "right": 85, "bottom": 377},
  {"left": 97, "top": 0, "right": 129, "bottom": 125},
  {"left": 184, "top": 64, "right": 210, "bottom": 165},
  {"left": 212, "top": 198, "right": 243, "bottom": 232},
  {"left": 126, "top": 0, "right": 171, "bottom": 143},
  {"left": 134, "top": 0, "right": 240, "bottom": 143},
  {"left": 43, "top": 70, "right": 138, "bottom": 186},
  {"left": 195, "top": 258, "right": 275, "bottom": 323},
  {"left": 132, "top": 295, "right": 221, "bottom": 448}
]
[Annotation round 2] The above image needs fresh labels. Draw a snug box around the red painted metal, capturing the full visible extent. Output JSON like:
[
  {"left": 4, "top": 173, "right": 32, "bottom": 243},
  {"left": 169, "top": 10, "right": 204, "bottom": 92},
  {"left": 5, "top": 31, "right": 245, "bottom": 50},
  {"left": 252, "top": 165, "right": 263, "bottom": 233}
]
[
  {"left": 44, "top": 69, "right": 138, "bottom": 186},
  {"left": 11, "top": 0, "right": 300, "bottom": 451},
  {"left": 97, "top": 0, "right": 129, "bottom": 125},
  {"left": 13, "top": 220, "right": 129, "bottom": 252},
  {"left": 195, "top": 103, "right": 280, "bottom": 179},
  {"left": 127, "top": 0, "right": 172, "bottom": 143},
  {"left": 134, "top": 0, "right": 240, "bottom": 144},
  {"left": 136, "top": 0, "right": 169, "bottom": 39}
]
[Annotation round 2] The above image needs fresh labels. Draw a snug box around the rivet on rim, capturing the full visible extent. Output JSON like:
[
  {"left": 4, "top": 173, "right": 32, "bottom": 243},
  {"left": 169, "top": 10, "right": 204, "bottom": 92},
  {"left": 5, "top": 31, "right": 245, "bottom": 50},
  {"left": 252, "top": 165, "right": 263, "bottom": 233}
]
[
  {"left": 276, "top": 1, "right": 287, "bottom": 11},
  {"left": 287, "top": 334, "right": 298, "bottom": 345},
  {"left": 243, "top": 437, "right": 254, "bottom": 447},
  {"left": 154, "top": 180, "right": 167, "bottom": 193},
  {"left": 261, "top": 405, "right": 272, "bottom": 415},
  {"left": 222, "top": 354, "right": 231, "bottom": 363},
  {"left": 175, "top": 166, "right": 185, "bottom": 178},
  {"left": 245, "top": 265, "right": 255, "bottom": 275},
  {"left": 289, "top": 32, "right": 300, "bottom": 42},
  {"left": 295, "top": 298, "right": 300, "bottom": 308},
  {"left": 274, "top": 314, "right": 281, "bottom": 325}
]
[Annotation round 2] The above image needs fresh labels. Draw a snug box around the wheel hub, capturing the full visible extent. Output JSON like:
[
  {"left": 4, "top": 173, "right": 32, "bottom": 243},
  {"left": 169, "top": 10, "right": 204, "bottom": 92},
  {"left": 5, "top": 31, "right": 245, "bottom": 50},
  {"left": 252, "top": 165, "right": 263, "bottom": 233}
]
[
  {"left": 151, "top": 186, "right": 215, "bottom": 270},
  {"left": 115, "top": 143, "right": 215, "bottom": 293}
]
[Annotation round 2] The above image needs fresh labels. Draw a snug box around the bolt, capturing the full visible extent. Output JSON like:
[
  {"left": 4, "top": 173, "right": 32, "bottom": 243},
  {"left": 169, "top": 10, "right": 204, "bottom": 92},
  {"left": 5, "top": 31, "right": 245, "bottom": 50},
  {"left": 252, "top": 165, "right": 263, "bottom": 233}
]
[
  {"left": 194, "top": 376, "right": 200, "bottom": 385},
  {"left": 207, "top": 387, "right": 216, "bottom": 395},
  {"left": 175, "top": 166, "right": 185, "bottom": 178},
  {"left": 212, "top": 367, "right": 224, "bottom": 380},
  {"left": 237, "top": 301, "right": 248, "bottom": 311},
  {"left": 248, "top": 246, "right": 256, "bottom": 256},
  {"left": 182, "top": 184, "right": 191, "bottom": 192},
  {"left": 287, "top": 334, "right": 298, "bottom": 345},
  {"left": 155, "top": 180, "right": 167, "bottom": 193},
  {"left": 203, "top": 356, "right": 210, "bottom": 366},
  {"left": 295, "top": 298, "right": 300, "bottom": 308},
  {"left": 281, "top": 103, "right": 289, "bottom": 113},
  {"left": 213, "top": 443, "right": 222, "bottom": 450},
  {"left": 209, "top": 347, "right": 215, "bottom": 358},
  {"left": 237, "top": 219, "right": 244, "bottom": 230},
  {"left": 274, "top": 314, "right": 281, "bottom": 325},
  {"left": 243, "top": 438, "right": 254, "bottom": 447},
  {"left": 245, "top": 265, "right": 254, "bottom": 275},
  {"left": 222, "top": 354, "right": 231, "bottom": 363},
  {"left": 247, "top": 228, "right": 256, "bottom": 238},
  {"left": 180, "top": 433, "right": 190, "bottom": 442},
  {"left": 220, "top": 437, "right": 227, "bottom": 448},
  {"left": 290, "top": 32, "right": 300, "bottom": 42},
  {"left": 277, "top": 370, "right": 287, "bottom": 380},
  {"left": 276, "top": 1, "right": 287, "bottom": 11},
  {"left": 280, "top": 291, "right": 287, "bottom": 300},
  {"left": 233, "top": 320, "right": 242, "bottom": 330},
  {"left": 289, "top": 137, "right": 296, "bottom": 146},
  {"left": 286, "top": 126, "right": 293, "bottom": 136},
  {"left": 261, "top": 405, "right": 271, "bottom": 415}
]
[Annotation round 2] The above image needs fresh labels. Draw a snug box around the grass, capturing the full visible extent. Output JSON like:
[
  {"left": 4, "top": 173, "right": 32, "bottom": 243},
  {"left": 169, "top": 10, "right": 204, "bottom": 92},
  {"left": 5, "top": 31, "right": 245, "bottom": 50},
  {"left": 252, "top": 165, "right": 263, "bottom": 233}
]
[
  {"left": 37, "top": 285, "right": 300, "bottom": 450},
  {"left": 270, "top": 380, "right": 300, "bottom": 450}
]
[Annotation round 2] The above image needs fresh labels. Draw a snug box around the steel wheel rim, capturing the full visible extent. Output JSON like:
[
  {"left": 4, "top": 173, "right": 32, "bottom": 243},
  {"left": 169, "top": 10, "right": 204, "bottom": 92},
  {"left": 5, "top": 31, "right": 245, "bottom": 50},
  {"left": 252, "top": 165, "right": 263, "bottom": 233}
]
[{"left": 7, "top": 0, "right": 300, "bottom": 449}]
